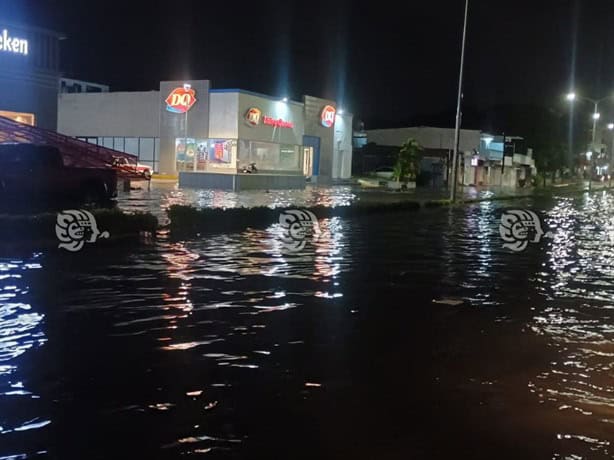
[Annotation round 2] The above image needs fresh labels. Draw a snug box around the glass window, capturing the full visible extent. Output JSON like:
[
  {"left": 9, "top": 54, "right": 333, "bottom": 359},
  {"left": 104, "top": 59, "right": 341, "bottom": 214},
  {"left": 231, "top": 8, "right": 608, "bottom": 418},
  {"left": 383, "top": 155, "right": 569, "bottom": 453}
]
[
  {"left": 249, "top": 141, "right": 280, "bottom": 171},
  {"left": 139, "top": 138, "right": 154, "bottom": 162},
  {"left": 113, "top": 137, "right": 125, "bottom": 152},
  {"left": 125, "top": 138, "right": 139, "bottom": 155},
  {"left": 238, "top": 141, "right": 301, "bottom": 172},
  {"left": 102, "top": 137, "right": 113, "bottom": 148},
  {"left": 280, "top": 144, "right": 301, "bottom": 170}
]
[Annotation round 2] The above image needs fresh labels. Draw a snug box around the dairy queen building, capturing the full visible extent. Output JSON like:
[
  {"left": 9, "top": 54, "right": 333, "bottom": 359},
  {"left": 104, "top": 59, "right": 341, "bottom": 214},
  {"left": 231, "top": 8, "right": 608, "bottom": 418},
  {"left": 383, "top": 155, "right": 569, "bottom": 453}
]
[{"left": 57, "top": 80, "right": 353, "bottom": 190}]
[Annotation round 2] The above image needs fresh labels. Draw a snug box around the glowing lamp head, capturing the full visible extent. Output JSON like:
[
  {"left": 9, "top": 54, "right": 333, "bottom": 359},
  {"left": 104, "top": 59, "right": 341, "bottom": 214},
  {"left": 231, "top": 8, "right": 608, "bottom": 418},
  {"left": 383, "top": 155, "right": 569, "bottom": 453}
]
[
  {"left": 282, "top": 97, "right": 288, "bottom": 103},
  {"left": 593, "top": 112, "right": 601, "bottom": 120},
  {"left": 566, "top": 92, "right": 576, "bottom": 101},
  {"left": 608, "top": 123, "right": 614, "bottom": 130}
]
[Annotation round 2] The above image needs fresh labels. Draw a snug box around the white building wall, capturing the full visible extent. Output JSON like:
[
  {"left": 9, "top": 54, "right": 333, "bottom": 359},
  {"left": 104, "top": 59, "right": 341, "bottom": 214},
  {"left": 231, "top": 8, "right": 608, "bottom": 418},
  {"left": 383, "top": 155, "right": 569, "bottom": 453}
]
[
  {"left": 58, "top": 91, "right": 160, "bottom": 137},
  {"left": 333, "top": 112, "right": 353, "bottom": 179},
  {"left": 366, "top": 126, "right": 481, "bottom": 152},
  {"left": 209, "top": 92, "right": 239, "bottom": 139}
]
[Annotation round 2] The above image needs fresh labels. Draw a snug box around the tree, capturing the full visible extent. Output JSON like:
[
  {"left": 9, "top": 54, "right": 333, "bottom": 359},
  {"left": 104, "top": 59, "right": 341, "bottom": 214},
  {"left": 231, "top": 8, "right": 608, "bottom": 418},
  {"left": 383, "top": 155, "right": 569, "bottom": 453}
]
[
  {"left": 534, "top": 143, "right": 567, "bottom": 186},
  {"left": 393, "top": 138, "right": 422, "bottom": 182}
]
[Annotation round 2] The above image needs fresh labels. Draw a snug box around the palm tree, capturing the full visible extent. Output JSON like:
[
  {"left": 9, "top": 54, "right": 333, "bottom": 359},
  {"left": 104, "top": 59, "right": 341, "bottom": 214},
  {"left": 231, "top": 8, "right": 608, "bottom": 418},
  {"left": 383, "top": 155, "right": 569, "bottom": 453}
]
[{"left": 393, "top": 138, "right": 422, "bottom": 182}]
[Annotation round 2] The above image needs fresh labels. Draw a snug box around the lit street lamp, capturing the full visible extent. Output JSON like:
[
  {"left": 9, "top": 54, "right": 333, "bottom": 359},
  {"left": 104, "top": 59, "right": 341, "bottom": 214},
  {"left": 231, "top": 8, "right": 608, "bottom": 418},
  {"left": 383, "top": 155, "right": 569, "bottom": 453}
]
[
  {"left": 566, "top": 92, "right": 613, "bottom": 190},
  {"left": 566, "top": 92, "right": 611, "bottom": 151}
]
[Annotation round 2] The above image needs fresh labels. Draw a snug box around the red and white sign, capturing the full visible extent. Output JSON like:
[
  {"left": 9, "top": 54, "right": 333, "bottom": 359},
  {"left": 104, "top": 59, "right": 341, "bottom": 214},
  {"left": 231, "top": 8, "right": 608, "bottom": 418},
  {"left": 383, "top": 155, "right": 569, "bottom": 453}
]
[
  {"left": 320, "top": 105, "right": 336, "bottom": 128},
  {"left": 245, "top": 107, "right": 294, "bottom": 129},
  {"left": 262, "top": 116, "right": 294, "bottom": 129},
  {"left": 245, "top": 107, "right": 262, "bottom": 126},
  {"left": 165, "top": 86, "right": 197, "bottom": 113}
]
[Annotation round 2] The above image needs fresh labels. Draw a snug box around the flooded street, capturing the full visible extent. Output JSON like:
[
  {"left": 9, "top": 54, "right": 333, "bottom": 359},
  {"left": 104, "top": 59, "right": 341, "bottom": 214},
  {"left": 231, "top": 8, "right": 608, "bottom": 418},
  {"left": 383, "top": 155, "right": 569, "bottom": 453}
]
[{"left": 2, "top": 191, "right": 614, "bottom": 459}]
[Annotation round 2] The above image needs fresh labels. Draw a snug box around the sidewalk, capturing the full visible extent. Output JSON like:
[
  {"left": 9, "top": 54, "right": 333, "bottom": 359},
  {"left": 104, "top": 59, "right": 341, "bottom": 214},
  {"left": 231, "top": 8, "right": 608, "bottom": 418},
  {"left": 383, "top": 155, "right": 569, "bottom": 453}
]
[{"left": 353, "top": 185, "right": 534, "bottom": 205}]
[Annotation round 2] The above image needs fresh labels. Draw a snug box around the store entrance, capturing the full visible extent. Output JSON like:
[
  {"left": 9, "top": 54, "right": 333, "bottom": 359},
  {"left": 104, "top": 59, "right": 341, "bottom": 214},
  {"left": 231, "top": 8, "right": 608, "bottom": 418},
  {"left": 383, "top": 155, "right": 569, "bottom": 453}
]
[
  {"left": 303, "top": 146, "right": 313, "bottom": 177},
  {"left": 0, "top": 110, "right": 35, "bottom": 126},
  {"left": 302, "top": 135, "right": 320, "bottom": 178}
]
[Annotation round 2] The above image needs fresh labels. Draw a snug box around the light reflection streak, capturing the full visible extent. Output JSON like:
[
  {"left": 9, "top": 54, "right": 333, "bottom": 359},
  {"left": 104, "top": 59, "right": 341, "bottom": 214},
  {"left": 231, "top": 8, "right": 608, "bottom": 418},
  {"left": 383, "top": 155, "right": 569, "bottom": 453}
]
[{"left": 532, "top": 194, "right": 614, "bottom": 458}]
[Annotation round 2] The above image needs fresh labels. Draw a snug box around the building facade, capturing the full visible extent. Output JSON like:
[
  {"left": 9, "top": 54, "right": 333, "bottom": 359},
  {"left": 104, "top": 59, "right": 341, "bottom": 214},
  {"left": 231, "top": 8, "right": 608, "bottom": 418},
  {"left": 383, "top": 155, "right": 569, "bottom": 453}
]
[
  {"left": 366, "top": 126, "right": 481, "bottom": 186},
  {"left": 0, "top": 22, "right": 63, "bottom": 129},
  {"left": 58, "top": 81, "right": 352, "bottom": 188},
  {"left": 59, "top": 77, "right": 109, "bottom": 94},
  {"left": 364, "top": 126, "right": 535, "bottom": 188}
]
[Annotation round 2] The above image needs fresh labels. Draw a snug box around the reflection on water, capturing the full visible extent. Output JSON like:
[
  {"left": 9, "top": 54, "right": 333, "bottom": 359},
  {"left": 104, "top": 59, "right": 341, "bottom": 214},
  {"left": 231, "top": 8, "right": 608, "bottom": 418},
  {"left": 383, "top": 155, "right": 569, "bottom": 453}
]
[
  {"left": 6, "top": 194, "right": 614, "bottom": 458},
  {"left": 532, "top": 192, "right": 614, "bottom": 458},
  {"left": 117, "top": 183, "right": 357, "bottom": 222},
  {"left": 0, "top": 256, "right": 48, "bottom": 447}
]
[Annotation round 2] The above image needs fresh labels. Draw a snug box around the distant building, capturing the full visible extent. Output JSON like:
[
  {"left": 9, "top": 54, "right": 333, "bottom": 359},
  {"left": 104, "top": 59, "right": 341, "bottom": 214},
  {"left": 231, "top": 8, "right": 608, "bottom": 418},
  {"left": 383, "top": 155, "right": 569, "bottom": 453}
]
[
  {"left": 59, "top": 78, "right": 109, "bottom": 94},
  {"left": 363, "top": 126, "right": 534, "bottom": 188},
  {"left": 365, "top": 126, "right": 480, "bottom": 187},
  {"left": 0, "top": 21, "right": 63, "bottom": 129},
  {"left": 472, "top": 134, "right": 536, "bottom": 187}
]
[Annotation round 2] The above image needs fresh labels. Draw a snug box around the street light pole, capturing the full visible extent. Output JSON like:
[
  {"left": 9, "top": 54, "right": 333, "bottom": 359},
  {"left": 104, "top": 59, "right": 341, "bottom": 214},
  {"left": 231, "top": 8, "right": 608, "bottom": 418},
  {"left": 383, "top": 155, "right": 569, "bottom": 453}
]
[
  {"left": 450, "top": 0, "right": 469, "bottom": 202},
  {"left": 566, "top": 92, "right": 612, "bottom": 192},
  {"left": 608, "top": 123, "right": 614, "bottom": 188},
  {"left": 591, "top": 101, "right": 599, "bottom": 149}
]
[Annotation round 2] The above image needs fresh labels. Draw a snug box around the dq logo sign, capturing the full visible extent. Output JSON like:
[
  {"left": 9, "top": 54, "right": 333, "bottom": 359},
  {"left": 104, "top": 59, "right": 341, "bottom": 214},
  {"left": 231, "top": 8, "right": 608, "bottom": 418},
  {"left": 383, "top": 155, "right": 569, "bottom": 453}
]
[
  {"left": 321, "top": 105, "right": 336, "bottom": 128},
  {"left": 245, "top": 107, "right": 262, "bottom": 126},
  {"left": 165, "top": 85, "right": 197, "bottom": 113}
]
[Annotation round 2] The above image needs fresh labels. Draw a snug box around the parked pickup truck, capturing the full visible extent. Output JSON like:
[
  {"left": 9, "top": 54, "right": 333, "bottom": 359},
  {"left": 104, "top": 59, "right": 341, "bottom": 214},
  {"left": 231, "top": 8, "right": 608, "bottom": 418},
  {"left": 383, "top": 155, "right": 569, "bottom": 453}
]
[
  {"left": 111, "top": 156, "right": 152, "bottom": 179},
  {"left": 0, "top": 143, "right": 118, "bottom": 209}
]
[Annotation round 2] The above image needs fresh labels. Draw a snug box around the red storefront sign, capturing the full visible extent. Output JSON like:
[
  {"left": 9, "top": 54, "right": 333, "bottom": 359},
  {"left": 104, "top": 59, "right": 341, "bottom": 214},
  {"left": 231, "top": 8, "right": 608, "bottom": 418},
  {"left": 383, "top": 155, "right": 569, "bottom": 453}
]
[
  {"left": 165, "top": 86, "right": 197, "bottom": 113},
  {"left": 262, "top": 116, "right": 294, "bottom": 129},
  {"left": 320, "top": 105, "right": 336, "bottom": 128}
]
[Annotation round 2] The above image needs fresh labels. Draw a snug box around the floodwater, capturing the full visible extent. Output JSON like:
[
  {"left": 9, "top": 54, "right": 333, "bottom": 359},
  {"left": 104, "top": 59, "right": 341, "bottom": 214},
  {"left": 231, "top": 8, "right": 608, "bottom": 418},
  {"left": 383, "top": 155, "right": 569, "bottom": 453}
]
[
  {"left": 115, "top": 182, "right": 516, "bottom": 221},
  {"left": 2, "top": 189, "right": 614, "bottom": 459}
]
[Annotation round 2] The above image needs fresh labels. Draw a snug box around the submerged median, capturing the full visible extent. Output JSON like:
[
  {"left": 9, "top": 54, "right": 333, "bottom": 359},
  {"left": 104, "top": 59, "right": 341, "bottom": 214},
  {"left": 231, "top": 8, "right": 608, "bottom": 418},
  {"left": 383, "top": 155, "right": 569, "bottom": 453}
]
[
  {"left": 0, "top": 182, "right": 601, "bottom": 247},
  {"left": 0, "top": 208, "right": 158, "bottom": 249},
  {"left": 167, "top": 183, "right": 601, "bottom": 235},
  {"left": 168, "top": 199, "right": 450, "bottom": 235}
]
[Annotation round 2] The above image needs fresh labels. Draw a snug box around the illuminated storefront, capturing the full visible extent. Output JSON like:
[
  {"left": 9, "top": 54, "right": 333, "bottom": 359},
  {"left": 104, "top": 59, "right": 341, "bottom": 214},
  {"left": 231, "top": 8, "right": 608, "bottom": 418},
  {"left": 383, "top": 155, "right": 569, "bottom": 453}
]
[
  {"left": 0, "top": 22, "right": 62, "bottom": 130},
  {"left": 58, "top": 82, "right": 353, "bottom": 189}
]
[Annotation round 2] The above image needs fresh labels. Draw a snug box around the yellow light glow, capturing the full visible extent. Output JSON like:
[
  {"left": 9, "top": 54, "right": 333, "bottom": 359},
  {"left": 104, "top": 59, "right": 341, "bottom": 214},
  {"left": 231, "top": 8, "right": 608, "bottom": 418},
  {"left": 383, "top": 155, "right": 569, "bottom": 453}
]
[{"left": 0, "top": 110, "right": 35, "bottom": 126}]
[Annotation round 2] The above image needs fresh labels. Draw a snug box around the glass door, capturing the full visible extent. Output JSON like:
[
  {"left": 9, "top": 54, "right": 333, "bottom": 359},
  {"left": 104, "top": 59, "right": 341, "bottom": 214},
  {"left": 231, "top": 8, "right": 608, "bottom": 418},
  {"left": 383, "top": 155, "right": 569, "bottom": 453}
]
[{"left": 303, "top": 146, "right": 313, "bottom": 177}]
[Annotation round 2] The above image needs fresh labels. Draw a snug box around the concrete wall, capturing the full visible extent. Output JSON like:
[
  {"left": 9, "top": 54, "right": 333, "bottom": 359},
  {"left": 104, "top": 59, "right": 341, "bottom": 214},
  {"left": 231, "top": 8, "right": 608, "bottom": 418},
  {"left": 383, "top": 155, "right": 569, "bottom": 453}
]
[
  {"left": 58, "top": 91, "right": 160, "bottom": 137},
  {"left": 303, "top": 95, "right": 336, "bottom": 181},
  {"left": 237, "top": 91, "right": 304, "bottom": 145},
  {"left": 333, "top": 112, "right": 353, "bottom": 179},
  {"left": 366, "top": 126, "right": 481, "bottom": 152},
  {"left": 209, "top": 92, "right": 239, "bottom": 139}
]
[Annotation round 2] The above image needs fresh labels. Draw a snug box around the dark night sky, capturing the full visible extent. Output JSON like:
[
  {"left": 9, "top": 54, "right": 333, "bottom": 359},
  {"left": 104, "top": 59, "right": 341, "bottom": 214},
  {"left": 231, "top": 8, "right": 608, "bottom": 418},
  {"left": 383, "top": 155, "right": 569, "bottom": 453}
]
[{"left": 2, "top": 0, "right": 614, "bottom": 129}]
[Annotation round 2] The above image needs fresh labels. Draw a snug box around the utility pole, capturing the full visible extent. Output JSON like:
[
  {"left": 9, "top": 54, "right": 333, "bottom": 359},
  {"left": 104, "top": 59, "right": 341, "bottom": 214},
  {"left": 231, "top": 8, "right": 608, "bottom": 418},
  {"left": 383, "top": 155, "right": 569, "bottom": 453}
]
[{"left": 450, "top": 0, "right": 469, "bottom": 202}]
